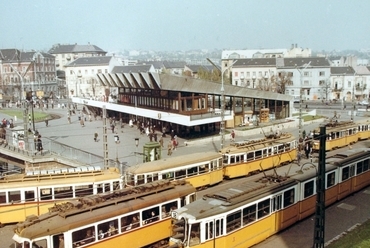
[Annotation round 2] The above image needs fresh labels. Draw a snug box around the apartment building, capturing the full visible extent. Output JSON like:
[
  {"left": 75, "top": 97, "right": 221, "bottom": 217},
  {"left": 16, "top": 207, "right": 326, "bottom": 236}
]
[{"left": 0, "top": 49, "right": 57, "bottom": 101}]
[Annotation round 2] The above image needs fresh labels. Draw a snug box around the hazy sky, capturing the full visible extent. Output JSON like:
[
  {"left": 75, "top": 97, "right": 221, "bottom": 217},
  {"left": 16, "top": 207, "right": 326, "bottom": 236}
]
[{"left": 1, "top": 0, "right": 369, "bottom": 53}]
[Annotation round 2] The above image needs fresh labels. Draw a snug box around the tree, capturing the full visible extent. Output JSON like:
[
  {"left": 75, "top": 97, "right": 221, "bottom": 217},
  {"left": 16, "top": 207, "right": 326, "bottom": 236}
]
[
  {"left": 275, "top": 71, "right": 293, "bottom": 94},
  {"left": 320, "top": 78, "right": 331, "bottom": 100}
]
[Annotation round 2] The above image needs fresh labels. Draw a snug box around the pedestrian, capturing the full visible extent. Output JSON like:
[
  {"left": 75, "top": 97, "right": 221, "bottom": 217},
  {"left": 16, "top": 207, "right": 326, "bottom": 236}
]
[
  {"left": 230, "top": 130, "right": 235, "bottom": 142},
  {"left": 297, "top": 152, "right": 302, "bottom": 164},
  {"left": 111, "top": 123, "right": 115, "bottom": 133},
  {"left": 89, "top": 114, "right": 92, "bottom": 122},
  {"left": 173, "top": 135, "right": 178, "bottom": 150},
  {"left": 149, "top": 132, "right": 153, "bottom": 142},
  {"left": 94, "top": 132, "right": 98, "bottom": 142},
  {"left": 67, "top": 115, "right": 71, "bottom": 124},
  {"left": 80, "top": 118, "right": 85, "bottom": 127},
  {"left": 37, "top": 135, "right": 43, "bottom": 155},
  {"left": 154, "top": 132, "right": 158, "bottom": 142},
  {"left": 45, "top": 119, "right": 49, "bottom": 127},
  {"left": 167, "top": 140, "right": 173, "bottom": 156},
  {"left": 129, "top": 119, "right": 133, "bottom": 127},
  {"left": 159, "top": 135, "right": 164, "bottom": 148}
]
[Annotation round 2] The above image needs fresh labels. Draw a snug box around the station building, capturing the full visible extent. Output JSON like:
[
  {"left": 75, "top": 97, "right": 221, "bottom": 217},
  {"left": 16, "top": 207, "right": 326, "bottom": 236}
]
[{"left": 72, "top": 72, "right": 293, "bottom": 138}]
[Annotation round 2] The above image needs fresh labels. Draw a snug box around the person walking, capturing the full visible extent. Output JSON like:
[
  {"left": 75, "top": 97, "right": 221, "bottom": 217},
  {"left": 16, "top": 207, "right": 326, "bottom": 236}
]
[
  {"left": 230, "top": 130, "right": 235, "bottom": 142},
  {"left": 37, "top": 135, "right": 43, "bottom": 155},
  {"left": 80, "top": 118, "right": 85, "bottom": 127},
  {"left": 111, "top": 123, "right": 115, "bottom": 133},
  {"left": 45, "top": 118, "right": 49, "bottom": 127},
  {"left": 159, "top": 135, "right": 164, "bottom": 148},
  {"left": 94, "top": 132, "right": 98, "bottom": 142},
  {"left": 167, "top": 140, "right": 173, "bottom": 156}
]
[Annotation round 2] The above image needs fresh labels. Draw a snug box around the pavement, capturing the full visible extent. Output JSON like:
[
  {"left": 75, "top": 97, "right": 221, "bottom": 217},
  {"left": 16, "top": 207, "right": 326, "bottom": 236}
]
[{"left": 0, "top": 104, "right": 369, "bottom": 248}]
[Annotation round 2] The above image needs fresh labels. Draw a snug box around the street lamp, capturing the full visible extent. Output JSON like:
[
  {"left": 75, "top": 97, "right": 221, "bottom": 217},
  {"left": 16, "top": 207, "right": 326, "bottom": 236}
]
[
  {"left": 351, "top": 72, "right": 356, "bottom": 121},
  {"left": 206, "top": 58, "right": 237, "bottom": 150},
  {"left": 252, "top": 75, "right": 256, "bottom": 89},
  {"left": 296, "top": 61, "right": 311, "bottom": 142},
  {"left": 135, "top": 138, "right": 139, "bottom": 164}
]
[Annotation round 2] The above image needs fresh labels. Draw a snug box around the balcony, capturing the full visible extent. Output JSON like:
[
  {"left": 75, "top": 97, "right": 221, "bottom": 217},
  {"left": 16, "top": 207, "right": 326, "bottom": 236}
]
[{"left": 332, "top": 87, "right": 342, "bottom": 92}]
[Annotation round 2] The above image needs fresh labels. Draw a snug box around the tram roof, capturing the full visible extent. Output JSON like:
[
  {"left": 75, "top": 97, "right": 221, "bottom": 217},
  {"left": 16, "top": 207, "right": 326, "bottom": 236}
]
[
  {"left": 97, "top": 72, "right": 293, "bottom": 102},
  {"left": 125, "top": 151, "right": 220, "bottom": 174}
]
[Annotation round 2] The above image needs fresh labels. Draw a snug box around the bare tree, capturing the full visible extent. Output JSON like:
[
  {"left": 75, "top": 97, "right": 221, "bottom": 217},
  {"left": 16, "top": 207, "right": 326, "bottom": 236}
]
[{"left": 319, "top": 78, "right": 331, "bottom": 101}]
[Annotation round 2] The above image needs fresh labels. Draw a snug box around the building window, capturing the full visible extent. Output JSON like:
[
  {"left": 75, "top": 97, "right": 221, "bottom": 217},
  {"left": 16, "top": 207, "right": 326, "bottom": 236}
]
[
  {"left": 247, "top": 72, "right": 250, "bottom": 77},
  {"left": 319, "top": 71, "right": 325, "bottom": 76},
  {"left": 304, "top": 72, "right": 309, "bottom": 77},
  {"left": 234, "top": 71, "right": 238, "bottom": 77},
  {"left": 348, "top": 81, "right": 351, "bottom": 88}
]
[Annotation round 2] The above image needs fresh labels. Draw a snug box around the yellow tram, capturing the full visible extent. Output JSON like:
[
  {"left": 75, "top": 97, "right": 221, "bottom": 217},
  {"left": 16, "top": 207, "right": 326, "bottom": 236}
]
[
  {"left": 220, "top": 133, "right": 297, "bottom": 179},
  {"left": 169, "top": 148, "right": 370, "bottom": 248},
  {"left": 124, "top": 152, "right": 223, "bottom": 189},
  {"left": 13, "top": 180, "right": 196, "bottom": 248},
  {"left": 312, "top": 121, "right": 358, "bottom": 151},
  {"left": 0, "top": 166, "right": 122, "bottom": 225},
  {"left": 357, "top": 119, "right": 370, "bottom": 140}
]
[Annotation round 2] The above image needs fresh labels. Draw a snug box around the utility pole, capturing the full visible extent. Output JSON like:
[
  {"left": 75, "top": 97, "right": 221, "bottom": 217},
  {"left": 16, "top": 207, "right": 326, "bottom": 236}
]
[
  {"left": 313, "top": 125, "right": 326, "bottom": 247},
  {"left": 102, "top": 105, "right": 109, "bottom": 169},
  {"left": 351, "top": 72, "right": 356, "bottom": 121},
  {"left": 296, "top": 61, "right": 311, "bottom": 147},
  {"left": 206, "top": 58, "right": 237, "bottom": 150}
]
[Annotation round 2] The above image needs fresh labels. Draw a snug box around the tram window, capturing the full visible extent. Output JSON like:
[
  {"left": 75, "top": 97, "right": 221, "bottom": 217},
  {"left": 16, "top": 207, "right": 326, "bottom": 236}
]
[
  {"left": 303, "top": 180, "right": 315, "bottom": 198},
  {"left": 143, "top": 206, "right": 159, "bottom": 225},
  {"left": 283, "top": 189, "right": 295, "bottom": 208},
  {"left": 121, "top": 212, "right": 140, "bottom": 232},
  {"left": 175, "top": 169, "right": 186, "bottom": 179},
  {"left": 255, "top": 150, "right": 262, "bottom": 159},
  {"left": 147, "top": 174, "right": 153, "bottom": 183},
  {"left": 163, "top": 172, "right": 174, "bottom": 179},
  {"left": 364, "top": 159, "right": 369, "bottom": 171},
  {"left": 104, "top": 183, "right": 111, "bottom": 192},
  {"left": 162, "top": 201, "right": 177, "bottom": 219},
  {"left": 284, "top": 143, "right": 290, "bottom": 151},
  {"left": 98, "top": 219, "right": 118, "bottom": 239},
  {"left": 226, "top": 210, "right": 241, "bottom": 233},
  {"left": 187, "top": 166, "right": 198, "bottom": 176},
  {"left": 189, "top": 223, "right": 201, "bottom": 246},
  {"left": 267, "top": 148, "right": 272, "bottom": 156},
  {"left": 215, "top": 219, "right": 223, "bottom": 237},
  {"left": 246, "top": 152, "right": 254, "bottom": 161},
  {"left": 230, "top": 155, "right": 235, "bottom": 164},
  {"left": 32, "top": 239, "right": 47, "bottom": 248},
  {"left": 137, "top": 175, "right": 145, "bottom": 185},
  {"left": 342, "top": 167, "right": 350, "bottom": 181},
  {"left": 126, "top": 174, "right": 135, "bottom": 186},
  {"left": 223, "top": 155, "right": 229, "bottom": 164},
  {"left": 54, "top": 186, "right": 73, "bottom": 199},
  {"left": 272, "top": 195, "right": 282, "bottom": 212},
  {"left": 24, "top": 190, "right": 35, "bottom": 202},
  {"left": 205, "top": 221, "right": 214, "bottom": 240},
  {"left": 258, "top": 199, "right": 270, "bottom": 218},
  {"left": 199, "top": 165, "right": 207, "bottom": 174},
  {"left": 53, "top": 234, "right": 64, "bottom": 248},
  {"left": 326, "top": 172, "right": 336, "bottom": 188},
  {"left": 40, "top": 188, "right": 52, "bottom": 200},
  {"left": 75, "top": 185, "right": 93, "bottom": 197},
  {"left": 72, "top": 226, "right": 95, "bottom": 246},
  {"left": 242, "top": 204, "right": 256, "bottom": 225},
  {"left": 97, "top": 183, "right": 103, "bottom": 194},
  {"left": 356, "top": 161, "right": 364, "bottom": 175},
  {"left": 153, "top": 173, "right": 159, "bottom": 181},
  {"left": 0, "top": 192, "right": 6, "bottom": 204},
  {"left": 278, "top": 145, "right": 284, "bottom": 153},
  {"left": 9, "top": 191, "right": 21, "bottom": 203}
]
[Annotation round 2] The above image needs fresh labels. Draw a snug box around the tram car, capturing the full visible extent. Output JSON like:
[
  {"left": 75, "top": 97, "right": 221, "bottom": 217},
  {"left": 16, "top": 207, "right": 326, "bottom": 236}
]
[
  {"left": 312, "top": 121, "right": 358, "bottom": 151},
  {"left": 220, "top": 133, "right": 297, "bottom": 179},
  {"left": 169, "top": 148, "right": 370, "bottom": 248},
  {"left": 124, "top": 152, "right": 223, "bottom": 189},
  {"left": 13, "top": 180, "right": 196, "bottom": 248},
  {"left": 356, "top": 119, "right": 370, "bottom": 140},
  {"left": 0, "top": 166, "right": 122, "bottom": 225}
]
